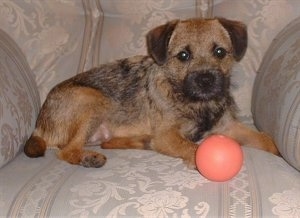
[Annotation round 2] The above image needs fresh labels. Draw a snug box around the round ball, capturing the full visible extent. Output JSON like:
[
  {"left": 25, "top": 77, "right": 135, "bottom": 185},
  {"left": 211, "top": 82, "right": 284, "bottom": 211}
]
[{"left": 196, "top": 135, "right": 243, "bottom": 182}]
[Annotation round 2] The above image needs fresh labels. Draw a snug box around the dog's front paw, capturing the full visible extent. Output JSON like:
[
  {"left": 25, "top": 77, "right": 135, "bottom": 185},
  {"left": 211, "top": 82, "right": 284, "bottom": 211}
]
[
  {"left": 81, "top": 152, "right": 107, "bottom": 168},
  {"left": 183, "top": 156, "right": 197, "bottom": 170}
]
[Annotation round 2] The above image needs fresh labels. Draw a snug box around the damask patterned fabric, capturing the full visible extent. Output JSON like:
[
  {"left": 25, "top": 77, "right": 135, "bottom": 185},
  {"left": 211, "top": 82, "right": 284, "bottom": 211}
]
[
  {"left": 0, "top": 0, "right": 93, "bottom": 101},
  {"left": 0, "top": 29, "right": 40, "bottom": 168},
  {"left": 1, "top": 147, "right": 299, "bottom": 217},
  {"left": 252, "top": 17, "right": 300, "bottom": 171}
]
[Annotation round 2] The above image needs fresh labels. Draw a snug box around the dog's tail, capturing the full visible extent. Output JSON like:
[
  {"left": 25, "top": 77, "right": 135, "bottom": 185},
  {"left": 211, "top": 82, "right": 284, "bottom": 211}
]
[{"left": 24, "top": 134, "right": 47, "bottom": 158}]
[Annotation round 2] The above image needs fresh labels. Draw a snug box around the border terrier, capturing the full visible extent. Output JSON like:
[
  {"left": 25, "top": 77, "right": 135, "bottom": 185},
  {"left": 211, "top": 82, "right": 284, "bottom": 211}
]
[{"left": 24, "top": 18, "right": 279, "bottom": 168}]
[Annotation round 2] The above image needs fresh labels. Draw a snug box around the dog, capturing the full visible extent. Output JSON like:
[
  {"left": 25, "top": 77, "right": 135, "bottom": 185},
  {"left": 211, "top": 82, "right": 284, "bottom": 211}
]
[{"left": 24, "top": 18, "right": 279, "bottom": 168}]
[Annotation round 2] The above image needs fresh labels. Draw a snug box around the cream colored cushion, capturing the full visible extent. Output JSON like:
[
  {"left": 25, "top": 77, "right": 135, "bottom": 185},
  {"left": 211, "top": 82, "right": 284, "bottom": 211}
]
[
  {"left": 0, "top": 29, "right": 40, "bottom": 168},
  {"left": 252, "top": 17, "right": 300, "bottom": 171},
  {"left": 1, "top": 147, "right": 300, "bottom": 217}
]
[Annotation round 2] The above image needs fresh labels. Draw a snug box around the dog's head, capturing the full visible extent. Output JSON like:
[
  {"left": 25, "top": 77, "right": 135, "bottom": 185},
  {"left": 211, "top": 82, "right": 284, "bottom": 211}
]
[{"left": 146, "top": 18, "right": 247, "bottom": 102}]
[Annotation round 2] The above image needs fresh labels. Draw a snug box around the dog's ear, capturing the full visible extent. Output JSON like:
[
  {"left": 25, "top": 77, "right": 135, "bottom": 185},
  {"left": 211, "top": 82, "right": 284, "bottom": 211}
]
[
  {"left": 146, "top": 20, "right": 179, "bottom": 65},
  {"left": 218, "top": 18, "right": 248, "bottom": 61}
]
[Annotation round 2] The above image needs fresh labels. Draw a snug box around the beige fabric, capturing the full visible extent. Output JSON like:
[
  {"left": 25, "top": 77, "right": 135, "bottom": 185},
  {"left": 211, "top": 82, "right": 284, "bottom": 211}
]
[
  {"left": 1, "top": 147, "right": 299, "bottom": 217},
  {"left": 0, "top": 0, "right": 97, "bottom": 101},
  {"left": 252, "top": 17, "right": 300, "bottom": 171},
  {"left": 0, "top": 29, "right": 40, "bottom": 168}
]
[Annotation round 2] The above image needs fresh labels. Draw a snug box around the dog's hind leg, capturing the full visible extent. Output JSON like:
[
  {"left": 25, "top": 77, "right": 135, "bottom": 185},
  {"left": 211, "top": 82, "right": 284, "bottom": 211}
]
[
  {"left": 58, "top": 147, "right": 106, "bottom": 168},
  {"left": 58, "top": 122, "right": 107, "bottom": 168},
  {"left": 58, "top": 139, "right": 107, "bottom": 168}
]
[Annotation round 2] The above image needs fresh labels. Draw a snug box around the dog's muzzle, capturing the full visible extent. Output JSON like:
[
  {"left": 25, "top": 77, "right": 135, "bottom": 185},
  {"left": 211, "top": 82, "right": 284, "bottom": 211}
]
[{"left": 182, "top": 69, "right": 229, "bottom": 101}]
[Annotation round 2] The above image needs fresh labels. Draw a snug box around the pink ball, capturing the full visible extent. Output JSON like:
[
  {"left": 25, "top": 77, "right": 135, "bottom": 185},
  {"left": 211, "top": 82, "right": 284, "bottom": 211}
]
[{"left": 196, "top": 135, "right": 243, "bottom": 182}]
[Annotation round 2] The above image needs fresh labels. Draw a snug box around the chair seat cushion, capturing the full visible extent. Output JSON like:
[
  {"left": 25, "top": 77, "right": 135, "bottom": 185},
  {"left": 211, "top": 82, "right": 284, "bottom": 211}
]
[{"left": 0, "top": 147, "right": 299, "bottom": 217}]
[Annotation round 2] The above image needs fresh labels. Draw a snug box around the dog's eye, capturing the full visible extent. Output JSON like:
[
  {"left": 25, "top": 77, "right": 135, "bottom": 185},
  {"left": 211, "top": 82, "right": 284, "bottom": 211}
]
[
  {"left": 213, "top": 47, "right": 227, "bottom": 59},
  {"left": 177, "top": 50, "right": 190, "bottom": 62}
]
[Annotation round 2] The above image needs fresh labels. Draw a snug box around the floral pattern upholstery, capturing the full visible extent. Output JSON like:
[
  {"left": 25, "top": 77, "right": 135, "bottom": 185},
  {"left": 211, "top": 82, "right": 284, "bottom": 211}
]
[
  {"left": 252, "top": 17, "right": 300, "bottom": 171},
  {"left": 0, "top": 0, "right": 300, "bottom": 217},
  {"left": 0, "top": 29, "right": 40, "bottom": 168},
  {"left": 1, "top": 148, "right": 299, "bottom": 217}
]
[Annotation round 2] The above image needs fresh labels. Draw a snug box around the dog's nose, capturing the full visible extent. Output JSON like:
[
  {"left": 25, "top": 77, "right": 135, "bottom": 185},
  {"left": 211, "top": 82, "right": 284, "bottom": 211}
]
[
  {"left": 183, "top": 69, "right": 227, "bottom": 101},
  {"left": 195, "top": 71, "right": 216, "bottom": 88}
]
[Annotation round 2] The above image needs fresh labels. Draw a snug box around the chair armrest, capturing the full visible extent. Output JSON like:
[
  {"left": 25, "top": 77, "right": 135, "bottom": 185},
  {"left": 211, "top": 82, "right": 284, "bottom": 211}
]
[
  {"left": 252, "top": 17, "right": 300, "bottom": 171},
  {"left": 0, "top": 29, "right": 40, "bottom": 168}
]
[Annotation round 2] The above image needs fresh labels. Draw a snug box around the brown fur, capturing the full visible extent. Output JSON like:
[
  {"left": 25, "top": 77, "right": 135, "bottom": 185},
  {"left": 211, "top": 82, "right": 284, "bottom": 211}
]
[{"left": 24, "top": 18, "right": 279, "bottom": 168}]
